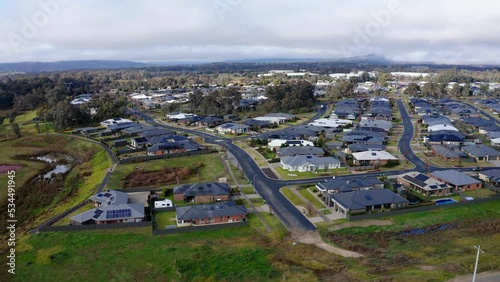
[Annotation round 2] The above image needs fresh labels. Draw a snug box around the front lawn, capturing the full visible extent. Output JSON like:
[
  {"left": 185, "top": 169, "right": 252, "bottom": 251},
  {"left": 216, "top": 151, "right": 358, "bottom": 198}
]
[{"left": 275, "top": 166, "right": 350, "bottom": 180}]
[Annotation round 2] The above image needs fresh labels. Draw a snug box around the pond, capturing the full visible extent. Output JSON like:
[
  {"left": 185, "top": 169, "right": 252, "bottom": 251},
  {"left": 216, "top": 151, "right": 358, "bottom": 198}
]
[{"left": 32, "top": 153, "right": 75, "bottom": 181}]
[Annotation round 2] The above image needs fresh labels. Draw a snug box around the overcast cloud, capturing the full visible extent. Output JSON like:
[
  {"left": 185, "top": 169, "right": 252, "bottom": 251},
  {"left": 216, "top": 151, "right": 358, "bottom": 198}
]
[{"left": 0, "top": 0, "right": 499, "bottom": 64}]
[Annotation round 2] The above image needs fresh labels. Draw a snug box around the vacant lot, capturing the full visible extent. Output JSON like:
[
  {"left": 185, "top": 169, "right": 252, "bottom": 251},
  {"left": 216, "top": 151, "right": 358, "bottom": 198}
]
[
  {"left": 107, "top": 153, "right": 225, "bottom": 189},
  {"left": 320, "top": 200, "right": 500, "bottom": 281}
]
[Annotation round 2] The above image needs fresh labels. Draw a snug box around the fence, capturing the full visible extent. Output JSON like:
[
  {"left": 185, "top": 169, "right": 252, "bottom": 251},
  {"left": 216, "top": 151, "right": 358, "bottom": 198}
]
[
  {"left": 37, "top": 201, "right": 88, "bottom": 229},
  {"left": 346, "top": 195, "right": 500, "bottom": 221},
  {"left": 152, "top": 221, "right": 249, "bottom": 235},
  {"left": 118, "top": 149, "right": 218, "bottom": 164},
  {"left": 117, "top": 148, "right": 145, "bottom": 156},
  {"left": 38, "top": 221, "right": 152, "bottom": 233}
]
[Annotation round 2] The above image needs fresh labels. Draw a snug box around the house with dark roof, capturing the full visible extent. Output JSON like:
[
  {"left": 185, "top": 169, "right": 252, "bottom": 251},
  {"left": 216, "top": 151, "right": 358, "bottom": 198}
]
[
  {"left": 430, "top": 170, "right": 482, "bottom": 192},
  {"left": 316, "top": 178, "right": 383, "bottom": 200},
  {"left": 398, "top": 172, "right": 453, "bottom": 197},
  {"left": 478, "top": 169, "right": 500, "bottom": 186},
  {"left": 131, "top": 137, "right": 149, "bottom": 148},
  {"left": 244, "top": 119, "right": 275, "bottom": 130},
  {"left": 431, "top": 145, "right": 461, "bottom": 162},
  {"left": 196, "top": 117, "right": 224, "bottom": 128},
  {"left": 346, "top": 144, "right": 386, "bottom": 153},
  {"left": 462, "top": 144, "right": 500, "bottom": 162},
  {"left": 277, "top": 146, "right": 324, "bottom": 157},
  {"left": 330, "top": 189, "right": 409, "bottom": 217},
  {"left": 424, "top": 130, "right": 465, "bottom": 145},
  {"left": 147, "top": 140, "right": 200, "bottom": 156},
  {"left": 280, "top": 155, "right": 342, "bottom": 172},
  {"left": 173, "top": 182, "right": 231, "bottom": 203},
  {"left": 176, "top": 201, "right": 247, "bottom": 226},
  {"left": 138, "top": 129, "right": 176, "bottom": 139}
]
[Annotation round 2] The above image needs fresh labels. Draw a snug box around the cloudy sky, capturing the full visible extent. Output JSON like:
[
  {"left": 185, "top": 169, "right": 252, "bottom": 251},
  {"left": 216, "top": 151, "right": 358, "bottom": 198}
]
[{"left": 1, "top": 0, "right": 499, "bottom": 64}]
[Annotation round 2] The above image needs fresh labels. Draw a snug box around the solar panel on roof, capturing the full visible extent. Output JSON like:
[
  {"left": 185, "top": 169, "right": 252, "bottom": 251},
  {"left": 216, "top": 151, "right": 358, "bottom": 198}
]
[
  {"left": 103, "top": 193, "right": 112, "bottom": 197},
  {"left": 106, "top": 209, "right": 132, "bottom": 219},
  {"left": 97, "top": 193, "right": 103, "bottom": 197},
  {"left": 93, "top": 209, "right": 103, "bottom": 219},
  {"left": 429, "top": 185, "right": 438, "bottom": 189},
  {"left": 439, "top": 184, "right": 448, "bottom": 188},
  {"left": 415, "top": 174, "right": 430, "bottom": 182}
]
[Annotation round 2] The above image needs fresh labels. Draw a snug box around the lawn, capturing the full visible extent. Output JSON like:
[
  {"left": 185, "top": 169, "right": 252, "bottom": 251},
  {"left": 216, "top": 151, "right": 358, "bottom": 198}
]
[
  {"left": 250, "top": 197, "right": 265, "bottom": 207},
  {"left": 106, "top": 153, "right": 225, "bottom": 189},
  {"left": 241, "top": 186, "right": 256, "bottom": 194},
  {"left": 52, "top": 204, "right": 96, "bottom": 226},
  {"left": 298, "top": 188, "right": 326, "bottom": 209},
  {"left": 12, "top": 214, "right": 358, "bottom": 282},
  {"left": 281, "top": 187, "right": 303, "bottom": 206},
  {"left": 155, "top": 211, "right": 177, "bottom": 229},
  {"left": 275, "top": 166, "right": 350, "bottom": 180},
  {"left": 461, "top": 188, "right": 497, "bottom": 198}
]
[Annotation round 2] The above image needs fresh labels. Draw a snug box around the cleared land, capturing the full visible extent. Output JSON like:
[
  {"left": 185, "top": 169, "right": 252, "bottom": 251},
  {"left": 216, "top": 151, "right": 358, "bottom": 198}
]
[{"left": 106, "top": 153, "right": 225, "bottom": 189}]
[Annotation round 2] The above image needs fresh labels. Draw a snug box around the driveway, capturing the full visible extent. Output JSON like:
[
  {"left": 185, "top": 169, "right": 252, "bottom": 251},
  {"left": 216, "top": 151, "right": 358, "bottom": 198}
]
[{"left": 126, "top": 192, "right": 149, "bottom": 206}]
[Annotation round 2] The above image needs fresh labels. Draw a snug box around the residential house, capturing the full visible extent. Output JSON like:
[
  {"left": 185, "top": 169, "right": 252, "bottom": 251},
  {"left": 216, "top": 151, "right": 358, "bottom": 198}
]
[
  {"left": 352, "top": 150, "right": 398, "bottom": 166},
  {"left": 461, "top": 144, "right": 500, "bottom": 162},
  {"left": 330, "top": 189, "right": 409, "bottom": 217},
  {"left": 197, "top": 117, "right": 224, "bottom": 128},
  {"left": 173, "top": 182, "right": 231, "bottom": 203},
  {"left": 346, "top": 144, "right": 386, "bottom": 154},
  {"left": 100, "top": 117, "right": 134, "bottom": 127},
  {"left": 280, "top": 155, "right": 342, "bottom": 172},
  {"left": 131, "top": 137, "right": 149, "bottom": 148},
  {"left": 427, "top": 124, "right": 459, "bottom": 132},
  {"left": 88, "top": 190, "right": 128, "bottom": 207},
  {"left": 268, "top": 139, "right": 314, "bottom": 150},
  {"left": 431, "top": 145, "right": 462, "bottom": 162},
  {"left": 216, "top": 123, "right": 250, "bottom": 135},
  {"left": 478, "top": 169, "right": 500, "bottom": 186},
  {"left": 138, "top": 129, "right": 175, "bottom": 139},
  {"left": 430, "top": 170, "right": 482, "bottom": 191},
  {"left": 166, "top": 112, "right": 197, "bottom": 121},
  {"left": 265, "top": 112, "right": 296, "bottom": 121},
  {"left": 424, "top": 130, "right": 465, "bottom": 145},
  {"left": 357, "top": 120, "right": 392, "bottom": 132},
  {"left": 223, "top": 114, "right": 240, "bottom": 122},
  {"left": 71, "top": 203, "right": 145, "bottom": 225},
  {"left": 316, "top": 178, "right": 383, "bottom": 199},
  {"left": 147, "top": 140, "right": 200, "bottom": 156},
  {"left": 176, "top": 201, "right": 247, "bottom": 226},
  {"left": 71, "top": 190, "right": 144, "bottom": 225},
  {"left": 277, "top": 146, "right": 325, "bottom": 157},
  {"left": 244, "top": 119, "right": 274, "bottom": 131},
  {"left": 398, "top": 172, "right": 453, "bottom": 197}
]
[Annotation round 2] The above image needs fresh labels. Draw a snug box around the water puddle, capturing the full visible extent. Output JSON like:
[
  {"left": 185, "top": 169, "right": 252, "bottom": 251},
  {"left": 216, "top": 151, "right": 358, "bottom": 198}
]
[{"left": 400, "top": 224, "right": 454, "bottom": 236}]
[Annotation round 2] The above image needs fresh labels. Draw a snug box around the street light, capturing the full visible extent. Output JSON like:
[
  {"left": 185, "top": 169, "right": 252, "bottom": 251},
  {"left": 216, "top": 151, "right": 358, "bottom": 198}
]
[{"left": 472, "top": 245, "right": 485, "bottom": 282}]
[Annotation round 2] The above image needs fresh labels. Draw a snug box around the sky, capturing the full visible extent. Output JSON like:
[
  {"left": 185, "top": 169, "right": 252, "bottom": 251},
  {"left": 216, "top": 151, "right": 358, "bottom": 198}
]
[{"left": 0, "top": 0, "right": 499, "bottom": 64}]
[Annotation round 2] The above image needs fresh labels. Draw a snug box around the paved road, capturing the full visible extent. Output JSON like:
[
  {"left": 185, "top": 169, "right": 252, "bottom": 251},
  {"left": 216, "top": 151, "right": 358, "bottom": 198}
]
[{"left": 448, "top": 271, "right": 500, "bottom": 282}]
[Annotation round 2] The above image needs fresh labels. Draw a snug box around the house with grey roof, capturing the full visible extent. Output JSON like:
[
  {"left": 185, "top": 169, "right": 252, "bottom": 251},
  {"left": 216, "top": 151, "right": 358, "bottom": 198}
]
[
  {"left": 71, "top": 203, "right": 145, "bottom": 225},
  {"left": 316, "top": 178, "right": 383, "bottom": 201},
  {"left": 216, "top": 123, "right": 250, "bottom": 135},
  {"left": 173, "top": 182, "right": 231, "bottom": 203},
  {"left": 89, "top": 190, "right": 128, "bottom": 207},
  {"left": 71, "top": 190, "right": 144, "bottom": 225},
  {"left": 358, "top": 120, "right": 392, "bottom": 132},
  {"left": 461, "top": 144, "right": 500, "bottom": 162},
  {"left": 280, "top": 155, "right": 342, "bottom": 172},
  {"left": 176, "top": 201, "right": 247, "bottom": 226},
  {"left": 478, "top": 169, "right": 500, "bottom": 186},
  {"left": 430, "top": 170, "right": 482, "bottom": 192},
  {"left": 277, "top": 146, "right": 325, "bottom": 157},
  {"left": 431, "top": 145, "right": 462, "bottom": 162},
  {"left": 330, "top": 189, "right": 409, "bottom": 217}
]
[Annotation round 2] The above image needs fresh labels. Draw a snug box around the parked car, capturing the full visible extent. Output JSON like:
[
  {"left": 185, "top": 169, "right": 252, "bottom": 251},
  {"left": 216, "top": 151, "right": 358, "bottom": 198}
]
[{"left": 472, "top": 167, "right": 482, "bottom": 172}]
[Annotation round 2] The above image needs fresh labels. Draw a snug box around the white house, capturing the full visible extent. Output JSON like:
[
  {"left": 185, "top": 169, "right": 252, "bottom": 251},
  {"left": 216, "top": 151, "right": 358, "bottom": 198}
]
[
  {"left": 100, "top": 118, "right": 133, "bottom": 127},
  {"left": 352, "top": 150, "right": 398, "bottom": 165},
  {"left": 427, "top": 124, "right": 459, "bottom": 132},
  {"left": 253, "top": 116, "right": 286, "bottom": 124},
  {"left": 281, "top": 155, "right": 342, "bottom": 172},
  {"left": 309, "top": 118, "right": 352, "bottom": 128},
  {"left": 166, "top": 113, "right": 197, "bottom": 121},
  {"left": 268, "top": 139, "right": 314, "bottom": 150}
]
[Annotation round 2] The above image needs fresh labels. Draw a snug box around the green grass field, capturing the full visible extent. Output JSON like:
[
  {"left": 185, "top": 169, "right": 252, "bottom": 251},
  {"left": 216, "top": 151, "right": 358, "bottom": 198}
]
[
  {"left": 155, "top": 211, "right": 177, "bottom": 229},
  {"left": 298, "top": 188, "right": 325, "bottom": 209},
  {"left": 241, "top": 186, "right": 256, "bottom": 194},
  {"left": 106, "top": 153, "right": 225, "bottom": 189},
  {"left": 13, "top": 214, "right": 352, "bottom": 282}
]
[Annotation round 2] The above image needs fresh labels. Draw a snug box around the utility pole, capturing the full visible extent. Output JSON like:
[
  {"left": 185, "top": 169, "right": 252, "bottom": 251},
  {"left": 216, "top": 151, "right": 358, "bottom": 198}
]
[{"left": 472, "top": 245, "right": 484, "bottom": 282}]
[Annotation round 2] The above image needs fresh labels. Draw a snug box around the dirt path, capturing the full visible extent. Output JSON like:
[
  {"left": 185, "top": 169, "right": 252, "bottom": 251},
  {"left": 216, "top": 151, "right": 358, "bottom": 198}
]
[
  {"left": 291, "top": 230, "right": 363, "bottom": 258},
  {"left": 327, "top": 219, "right": 393, "bottom": 232}
]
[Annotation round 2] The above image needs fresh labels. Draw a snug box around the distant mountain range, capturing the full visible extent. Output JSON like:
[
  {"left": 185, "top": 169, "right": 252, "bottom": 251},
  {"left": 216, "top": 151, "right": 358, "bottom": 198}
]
[{"left": 0, "top": 55, "right": 497, "bottom": 74}]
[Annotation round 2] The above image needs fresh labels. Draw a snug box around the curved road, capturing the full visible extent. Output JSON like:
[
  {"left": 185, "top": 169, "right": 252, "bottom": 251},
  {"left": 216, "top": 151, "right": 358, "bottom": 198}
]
[{"left": 132, "top": 99, "right": 499, "bottom": 232}]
